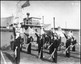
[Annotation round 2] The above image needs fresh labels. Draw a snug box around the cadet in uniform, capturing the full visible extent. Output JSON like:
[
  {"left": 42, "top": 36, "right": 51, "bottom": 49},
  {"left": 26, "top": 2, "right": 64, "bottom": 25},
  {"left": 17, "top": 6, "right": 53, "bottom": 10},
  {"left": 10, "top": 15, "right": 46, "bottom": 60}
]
[
  {"left": 71, "top": 37, "right": 77, "bottom": 51},
  {"left": 49, "top": 35, "right": 54, "bottom": 54},
  {"left": 48, "top": 33, "right": 60, "bottom": 63},
  {"left": 53, "top": 33, "right": 61, "bottom": 63},
  {"left": 14, "top": 34, "right": 22, "bottom": 64},
  {"left": 65, "top": 31, "right": 74, "bottom": 57},
  {"left": 52, "top": 36, "right": 58, "bottom": 63},
  {"left": 10, "top": 24, "right": 16, "bottom": 51},
  {"left": 27, "top": 35, "right": 32, "bottom": 54},
  {"left": 35, "top": 33, "right": 40, "bottom": 56},
  {"left": 38, "top": 35, "right": 41, "bottom": 58},
  {"left": 38, "top": 35, "right": 44, "bottom": 59},
  {"left": 23, "top": 13, "right": 30, "bottom": 25},
  {"left": 65, "top": 36, "right": 71, "bottom": 57}
]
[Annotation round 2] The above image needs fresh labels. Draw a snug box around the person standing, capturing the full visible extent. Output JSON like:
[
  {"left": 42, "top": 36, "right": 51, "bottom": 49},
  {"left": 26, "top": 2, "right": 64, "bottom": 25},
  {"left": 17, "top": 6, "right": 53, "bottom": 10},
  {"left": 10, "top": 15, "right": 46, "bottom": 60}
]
[
  {"left": 65, "top": 36, "right": 71, "bottom": 57},
  {"left": 10, "top": 24, "right": 16, "bottom": 51},
  {"left": 35, "top": 33, "right": 40, "bottom": 56},
  {"left": 38, "top": 35, "right": 41, "bottom": 58},
  {"left": 71, "top": 37, "right": 77, "bottom": 51},
  {"left": 23, "top": 13, "right": 30, "bottom": 25},
  {"left": 38, "top": 35, "right": 44, "bottom": 59},
  {"left": 49, "top": 35, "right": 54, "bottom": 54},
  {"left": 48, "top": 34, "right": 59, "bottom": 63},
  {"left": 27, "top": 35, "right": 32, "bottom": 54},
  {"left": 14, "top": 34, "right": 22, "bottom": 64},
  {"left": 56, "top": 26, "right": 66, "bottom": 51},
  {"left": 52, "top": 40, "right": 58, "bottom": 63}
]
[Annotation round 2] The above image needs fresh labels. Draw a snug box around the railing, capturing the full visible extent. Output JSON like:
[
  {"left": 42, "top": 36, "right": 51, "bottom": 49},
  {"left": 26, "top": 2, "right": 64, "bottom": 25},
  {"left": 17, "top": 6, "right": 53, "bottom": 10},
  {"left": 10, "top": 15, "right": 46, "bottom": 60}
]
[
  {"left": 21, "top": 23, "right": 43, "bottom": 27},
  {"left": 0, "top": 28, "right": 13, "bottom": 32}
]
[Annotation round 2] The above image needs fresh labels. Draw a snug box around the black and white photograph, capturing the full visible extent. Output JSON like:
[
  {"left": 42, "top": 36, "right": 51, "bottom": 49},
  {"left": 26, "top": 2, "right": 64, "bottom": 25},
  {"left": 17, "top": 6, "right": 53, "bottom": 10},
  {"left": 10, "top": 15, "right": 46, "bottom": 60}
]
[{"left": 0, "top": 0, "right": 80, "bottom": 64}]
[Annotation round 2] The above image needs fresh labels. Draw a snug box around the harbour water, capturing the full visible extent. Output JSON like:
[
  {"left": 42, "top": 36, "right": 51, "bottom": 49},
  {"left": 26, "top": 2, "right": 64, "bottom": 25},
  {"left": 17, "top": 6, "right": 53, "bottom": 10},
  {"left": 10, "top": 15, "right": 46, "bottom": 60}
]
[{"left": 0, "top": 30, "right": 13, "bottom": 48}]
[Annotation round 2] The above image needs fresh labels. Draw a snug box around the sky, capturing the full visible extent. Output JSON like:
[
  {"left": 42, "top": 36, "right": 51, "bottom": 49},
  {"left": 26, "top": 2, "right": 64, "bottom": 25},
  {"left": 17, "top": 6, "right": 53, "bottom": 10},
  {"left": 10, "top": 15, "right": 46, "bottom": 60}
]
[{"left": 1, "top": 1, "right": 80, "bottom": 29}]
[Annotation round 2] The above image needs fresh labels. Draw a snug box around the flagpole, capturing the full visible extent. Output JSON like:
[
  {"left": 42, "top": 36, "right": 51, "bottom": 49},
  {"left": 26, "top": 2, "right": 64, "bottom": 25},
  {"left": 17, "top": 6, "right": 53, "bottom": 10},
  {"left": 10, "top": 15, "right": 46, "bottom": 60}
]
[
  {"left": 53, "top": 17, "right": 55, "bottom": 29},
  {"left": 42, "top": 16, "right": 44, "bottom": 27}
]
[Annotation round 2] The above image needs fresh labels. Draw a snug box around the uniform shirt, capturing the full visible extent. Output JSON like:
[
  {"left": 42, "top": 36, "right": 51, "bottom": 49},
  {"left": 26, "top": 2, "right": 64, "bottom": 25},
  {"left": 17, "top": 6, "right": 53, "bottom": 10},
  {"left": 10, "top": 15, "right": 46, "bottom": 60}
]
[
  {"left": 40, "top": 38, "right": 43, "bottom": 47},
  {"left": 14, "top": 36, "right": 21, "bottom": 47},
  {"left": 13, "top": 27, "right": 16, "bottom": 36},
  {"left": 51, "top": 39, "right": 58, "bottom": 48},
  {"left": 66, "top": 39, "right": 71, "bottom": 48},
  {"left": 13, "top": 36, "right": 21, "bottom": 51}
]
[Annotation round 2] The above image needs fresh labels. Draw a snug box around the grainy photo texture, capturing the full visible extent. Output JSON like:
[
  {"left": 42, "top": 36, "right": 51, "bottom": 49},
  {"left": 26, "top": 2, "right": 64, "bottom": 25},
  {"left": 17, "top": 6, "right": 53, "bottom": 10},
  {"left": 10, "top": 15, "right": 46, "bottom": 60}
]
[{"left": 0, "top": 0, "right": 80, "bottom": 64}]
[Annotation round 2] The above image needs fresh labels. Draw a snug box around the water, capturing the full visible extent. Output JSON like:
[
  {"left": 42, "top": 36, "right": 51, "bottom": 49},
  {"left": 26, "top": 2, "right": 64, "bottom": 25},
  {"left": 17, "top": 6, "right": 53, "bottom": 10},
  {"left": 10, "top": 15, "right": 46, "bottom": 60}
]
[{"left": 0, "top": 31, "right": 13, "bottom": 48}]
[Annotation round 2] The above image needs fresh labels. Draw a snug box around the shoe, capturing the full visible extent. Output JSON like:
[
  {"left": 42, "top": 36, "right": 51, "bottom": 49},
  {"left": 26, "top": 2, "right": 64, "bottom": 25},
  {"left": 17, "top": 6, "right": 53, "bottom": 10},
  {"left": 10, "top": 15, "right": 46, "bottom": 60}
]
[{"left": 53, "top": 60, "right": 57, "bottom": 63}]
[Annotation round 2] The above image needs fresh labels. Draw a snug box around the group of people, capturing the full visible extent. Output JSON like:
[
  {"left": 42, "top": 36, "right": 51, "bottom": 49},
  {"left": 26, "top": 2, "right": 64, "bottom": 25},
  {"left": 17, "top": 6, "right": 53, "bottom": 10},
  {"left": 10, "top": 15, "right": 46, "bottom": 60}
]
[
  {"left": 30, "top": 27, "right": 77, "bottom": 63},
  {"left": 10, "top": 24, "right": 77, "bottom": 64},
  {"left": 10, "top": 13, "right": 77, "bottom": 64}
]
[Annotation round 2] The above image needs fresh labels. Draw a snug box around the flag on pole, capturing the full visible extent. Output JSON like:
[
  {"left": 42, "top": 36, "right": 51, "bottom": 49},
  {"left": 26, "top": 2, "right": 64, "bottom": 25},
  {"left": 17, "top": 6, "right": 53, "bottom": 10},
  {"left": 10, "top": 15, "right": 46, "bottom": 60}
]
[{"left": 21, "top": 0, "right": 30, "bottom": 8}]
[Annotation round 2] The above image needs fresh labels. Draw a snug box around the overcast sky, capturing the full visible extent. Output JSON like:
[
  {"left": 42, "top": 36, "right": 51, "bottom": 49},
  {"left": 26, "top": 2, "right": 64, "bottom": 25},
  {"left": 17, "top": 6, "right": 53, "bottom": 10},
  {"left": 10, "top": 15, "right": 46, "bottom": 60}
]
[{"left": 1, "top": 1, "right": 80, "bottom": 29}]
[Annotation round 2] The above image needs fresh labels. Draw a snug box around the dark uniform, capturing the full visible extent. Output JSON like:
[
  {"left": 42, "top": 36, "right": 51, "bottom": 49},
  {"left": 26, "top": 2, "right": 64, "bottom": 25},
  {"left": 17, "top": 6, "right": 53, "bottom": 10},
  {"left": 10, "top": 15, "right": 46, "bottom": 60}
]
[
  {"left": 38, "top": 35, "right": 43, "bottom": 59},
  {"left": 53, "top": 36, "right": 61, "bottom": 63},
  {"left": 48, "top": 34, "right": 60, "bottom": 63},
  {"left": 35, "top": 33, "right": 40, "bottom": 44},
  {"left": 40, "top": 37, "right": 44, "bottom": 59},
  {"left": 66, "top": 38, "right": 71, "bottom": 57},
  {"left": 27, "top": 36, "right": 31, "bottom": 54},
  {"left": 14, "top": 36, "right": 21, "bottom": 64},
  {"left": 13, "top": 27, "right": 16, "bottom": 39},
  {"left": 49, "top": 37, "right": 54, "bottom": 54},
  {"left": 71, "top": 38, "right": 77, "bottom": 51},
  {"left": 57, "top": 37, "right": 61, "bottom": 51},
  {"left": 11, "top": 27, "right": 16, "bottom": 51},
  {"left": 52, "top": 40, "right": 58, "bottom": 63},
  {"left": 35, "top": 33, "right": 40, "bottom": 55},
  {"left": 38, "top": 37, "right": 41, "bottom": 57}
]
